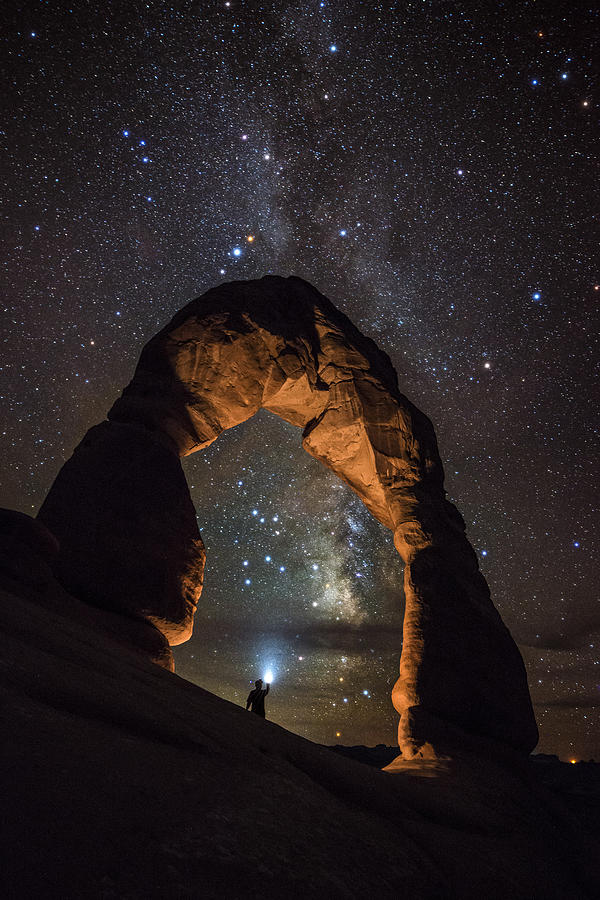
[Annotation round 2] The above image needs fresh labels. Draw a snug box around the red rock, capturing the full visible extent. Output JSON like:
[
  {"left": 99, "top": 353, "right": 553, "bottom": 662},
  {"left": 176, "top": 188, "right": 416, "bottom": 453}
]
[{"left": 38, "top": 275, "right": 538, "bottom": 756}]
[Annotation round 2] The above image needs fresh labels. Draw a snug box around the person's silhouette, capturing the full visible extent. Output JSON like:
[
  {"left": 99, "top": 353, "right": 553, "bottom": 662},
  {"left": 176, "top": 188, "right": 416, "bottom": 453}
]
[{"left": 246, "top": 678, "right": 270, "bottom": 718}]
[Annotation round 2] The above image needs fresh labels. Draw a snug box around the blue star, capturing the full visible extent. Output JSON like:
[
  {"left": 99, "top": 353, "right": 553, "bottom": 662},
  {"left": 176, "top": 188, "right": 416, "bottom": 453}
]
[
  {"left": 532, "top": 291, "right": 541, "bottom": 301},
  {"left": 329, "top": 44, "right": 337, "bottom": 52},
  {"left": 232, "top": 247, "right": 242, "bottom": 257}
]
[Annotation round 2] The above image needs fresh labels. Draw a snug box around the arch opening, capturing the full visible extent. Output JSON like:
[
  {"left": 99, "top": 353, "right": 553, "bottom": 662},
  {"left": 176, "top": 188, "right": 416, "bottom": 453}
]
[
  {"left": 176, "top": 408, "right": 405, "bottom": 745},
  {"left": 38, "top": 275, "right": 538, "bottom": 759}
]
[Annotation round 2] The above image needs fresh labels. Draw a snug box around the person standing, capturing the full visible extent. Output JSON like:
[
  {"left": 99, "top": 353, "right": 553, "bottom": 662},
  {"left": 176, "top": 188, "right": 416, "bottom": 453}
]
[{"left": 246, "top": 678, "right": 270, "bottom": 718}]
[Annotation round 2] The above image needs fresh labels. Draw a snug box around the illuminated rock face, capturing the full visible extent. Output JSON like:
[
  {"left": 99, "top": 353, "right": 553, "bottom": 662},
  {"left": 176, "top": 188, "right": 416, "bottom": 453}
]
[{"left": 38, "top": 275, "right": 538, "bottom": 757}]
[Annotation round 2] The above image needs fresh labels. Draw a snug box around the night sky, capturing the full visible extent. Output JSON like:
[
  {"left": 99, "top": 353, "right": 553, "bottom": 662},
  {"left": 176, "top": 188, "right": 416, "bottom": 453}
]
[{"left": 2, "top": 1, "right": 598, "bottom": 760}]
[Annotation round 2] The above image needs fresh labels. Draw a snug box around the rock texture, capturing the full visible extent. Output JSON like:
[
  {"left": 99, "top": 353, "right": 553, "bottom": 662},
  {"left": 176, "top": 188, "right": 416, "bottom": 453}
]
[
  {"left": 38, "top": 274, "right": 537, "bottom": 758},
  {"left": 1, "top": 572, "right": 597, "bottom": 900}
]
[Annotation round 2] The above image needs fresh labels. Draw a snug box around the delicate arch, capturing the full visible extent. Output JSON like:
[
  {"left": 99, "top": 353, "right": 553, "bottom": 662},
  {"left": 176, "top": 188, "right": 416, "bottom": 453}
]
[{"left": 38, "top": 276, "right": 537, "bottom": 758}]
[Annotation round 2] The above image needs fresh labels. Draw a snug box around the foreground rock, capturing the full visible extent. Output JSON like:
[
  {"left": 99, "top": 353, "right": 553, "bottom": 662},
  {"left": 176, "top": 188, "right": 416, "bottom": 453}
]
[
  {"left": 1, "top": 573, "right": 597, "bottom": 899},
  {"left": 37, "top": 275, "right": 537, "bottom": 759}
]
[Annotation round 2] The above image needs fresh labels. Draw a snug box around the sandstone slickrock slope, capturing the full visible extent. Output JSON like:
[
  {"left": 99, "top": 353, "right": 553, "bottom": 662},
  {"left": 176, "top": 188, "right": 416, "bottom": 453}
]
[
  {"left": 1, "top": 563, "right": 597, "bottom": 900},
  {"left": 37, "top": 274, "right": 537, "bottom": 759}
]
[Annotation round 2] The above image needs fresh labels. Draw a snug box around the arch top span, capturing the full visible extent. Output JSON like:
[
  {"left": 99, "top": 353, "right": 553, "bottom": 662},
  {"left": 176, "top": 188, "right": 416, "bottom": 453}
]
[
  {"left": 109, "top": 275, "right": 443, "bottom": 535},
  {"left": 38, "top": 275, "right": 538, "bottom": 759}
]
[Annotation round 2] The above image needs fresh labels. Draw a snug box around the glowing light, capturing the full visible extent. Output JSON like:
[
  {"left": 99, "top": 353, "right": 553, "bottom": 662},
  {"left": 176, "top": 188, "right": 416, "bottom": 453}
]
[
  {"left": 570, "top": 759, "right": 577, "bottom": 764},
  {"left": 265, "top": 555, "right": 271, "bottom": 562},
  {"left": 246, "top": 234, "right": 255, "bottom": 242},
  {"left": 457, "top": 168, "right": 464, "bottom": 175},
  {"left": 339, "top": 229, "right": 347, "bottom": 236},
  {"left": 330, "top": 44, "right": 337, "bottom": 52},
  {"left": 263, "top": 153, "right": 271, "bottom": 160},
  {"left": 241, "top": 133, "right": 248, "bottom": 140},
  {"left": 264, "top": 669, "right": 274, "bottom": 684},
  {"left": 232, "top": 247, "right": 242, "bottom": 257},
  {"left": 561, "top": 72, "right": 568, "bottom": 80},
  {"left": 244, "top": 578, "right": 251, "bottom": 585},
  {"left": 531, "top": 79, "right": 539, "bottom": 86},
  {"left": 123, "top": 130, "right": 129, "bottom": 137},
  {"left": 484, "top": 362, "right": 491, "bottom": 369},
  {"left": 532, "top": 291, "right": 541, "bottom": 301},
  {"left": 336, "top": 731, "right": 341, "bottom": 738},
  {"left": 142, "top": 157, "right": 149, "bottom": 163}
]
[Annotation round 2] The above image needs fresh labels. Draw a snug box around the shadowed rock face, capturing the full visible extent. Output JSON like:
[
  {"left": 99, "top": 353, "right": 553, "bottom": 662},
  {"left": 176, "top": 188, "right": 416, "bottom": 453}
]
[{"left": 38, "top": 275, "right": 538, "bottom": 757}]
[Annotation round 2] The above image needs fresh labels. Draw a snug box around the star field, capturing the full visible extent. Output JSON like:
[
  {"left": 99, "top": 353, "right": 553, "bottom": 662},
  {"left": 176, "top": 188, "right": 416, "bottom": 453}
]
[{"left": 1, "top": 1, "right": 598, "bottom": 758}]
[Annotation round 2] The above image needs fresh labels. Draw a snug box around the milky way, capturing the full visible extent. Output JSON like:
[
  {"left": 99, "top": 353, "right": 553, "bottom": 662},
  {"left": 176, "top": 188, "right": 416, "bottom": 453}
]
[{"left": 2, "top": 1, "right": 598, "bottom": 758}]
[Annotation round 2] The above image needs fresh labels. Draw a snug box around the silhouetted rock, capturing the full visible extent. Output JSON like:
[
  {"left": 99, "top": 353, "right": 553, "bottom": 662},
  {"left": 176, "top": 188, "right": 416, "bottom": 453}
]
[
  {"left": 38, "top": 275, "right": 537, "bottom": 758},
  {"left": 0, "top": 506, "right": 59, "bottom": 588},
  {"left": 1, "top": 574, "right": 597, "bottom": 899},
  {"left": 38, "top": 421, "right": 205, "bottom": 646},
  {"left": 0, "top": 509, "right": 174, "bottom": 670}
]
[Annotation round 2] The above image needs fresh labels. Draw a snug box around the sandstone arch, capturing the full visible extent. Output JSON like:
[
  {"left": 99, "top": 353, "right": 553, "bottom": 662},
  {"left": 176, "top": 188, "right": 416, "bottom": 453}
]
[{"left": 38, "top": 275, "right": 538, "bottom": 758}]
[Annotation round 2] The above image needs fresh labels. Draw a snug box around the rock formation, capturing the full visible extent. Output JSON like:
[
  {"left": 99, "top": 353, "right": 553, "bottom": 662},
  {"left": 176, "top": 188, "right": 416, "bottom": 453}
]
[{"left": 38, "top": 274, "right": 538, "bottom": 758}]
